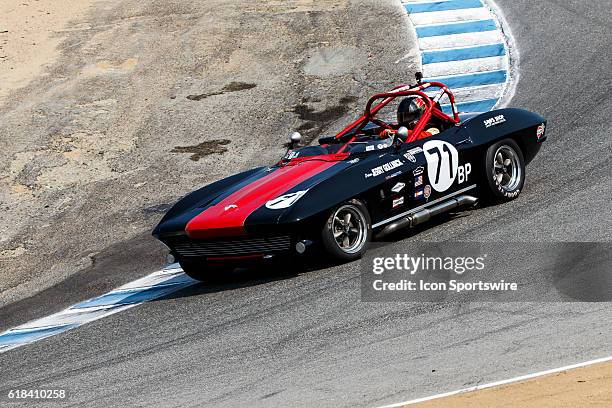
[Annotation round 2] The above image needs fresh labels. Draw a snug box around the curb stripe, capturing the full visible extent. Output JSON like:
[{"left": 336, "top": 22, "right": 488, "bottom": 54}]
[
  {"left": 441, "top": 98, "right": 498, "bottom": 115},
  {"left": 0, "top": 264, "right": 196, "bottom": 353},
  {"left": 416, "top": 19, "right": 496, "bottom": 37},
  {"left": 405, "top": 0, "right": 484, "bottom": 13},
  {"left": 425, "top": 70, "right": 506, "bottom": 88},
  {"left": 418, "top": 30, "right": 503, "bottom": 50},
  {"left": 423, "top": 55, "right": 506, "bottom": 77},
  {"left": 0, "top": 324, "right": 78, "bottom": 347},
  {"left": 422, "top": 43, "right": 505, "bottom": 63},
  {"left": 410, "top": 8, "right": 491, "bottom": 25},
  {"left": 403, "top": 0, "right": 517, "bottom": 113},
  {"left": 71, "top": 277, "right": 192, "bottom": 309},
  {"left": 427, "top": 83, "right": 504, "bottom": 102}
]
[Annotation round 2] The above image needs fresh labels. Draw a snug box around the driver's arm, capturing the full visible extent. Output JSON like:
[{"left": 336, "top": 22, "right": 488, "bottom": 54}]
[
  {"left": 378, "top": 128, "right": 396, "bottom": 139},
  {"left": 424, "top": 127, "right": 440, "bottom": 136}
]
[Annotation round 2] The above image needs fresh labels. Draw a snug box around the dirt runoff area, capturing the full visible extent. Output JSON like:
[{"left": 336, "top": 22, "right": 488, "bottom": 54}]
[
  {"left": 0, "top": 0, "right": 419, "bottom": 327},
  {"left": 409, "top": 360, "right": 612, "bottom": 408}
]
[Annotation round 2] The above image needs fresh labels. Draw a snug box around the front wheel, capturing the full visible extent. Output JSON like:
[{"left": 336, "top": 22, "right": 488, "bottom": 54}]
[
  {"left": 484, "top": 139, "right": 525, "bottom": 202},
  {"left": 321, "top": 199, "right": 371, "bottom": 261}
]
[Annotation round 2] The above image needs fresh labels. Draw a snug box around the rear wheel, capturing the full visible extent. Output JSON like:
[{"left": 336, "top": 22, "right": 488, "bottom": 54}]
[
  {"left": 484, "top": 139, "right": 525, "bottom": 202},
  {"left": 321, "top": 199, "right": 371, "bottom": 261}
]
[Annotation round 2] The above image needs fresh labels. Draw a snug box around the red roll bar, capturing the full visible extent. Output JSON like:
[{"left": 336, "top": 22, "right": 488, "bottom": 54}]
[{"left": 335, "top": 82, "right": 460, "bottom": 148}]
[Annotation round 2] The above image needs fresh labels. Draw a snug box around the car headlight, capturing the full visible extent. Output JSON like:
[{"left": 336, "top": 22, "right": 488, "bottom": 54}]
[{"left": 265, "top": 190, "right": 308, "bottom": 210}]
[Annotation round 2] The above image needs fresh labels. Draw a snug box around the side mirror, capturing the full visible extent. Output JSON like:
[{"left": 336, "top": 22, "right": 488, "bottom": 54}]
[
  {"left": 289, "top": 131, "right": 302, "bottom": 147},
  {"left": 397, "top": 126, "right": 409, "bottom": 141},
  {"left": 394, "top": 126, "right": 409, "bottom": 147}
]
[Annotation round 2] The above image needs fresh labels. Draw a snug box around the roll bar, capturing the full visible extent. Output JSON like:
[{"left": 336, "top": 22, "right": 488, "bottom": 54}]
[{"left": 335, "top": 80, "right": 461, "bottom": 147}]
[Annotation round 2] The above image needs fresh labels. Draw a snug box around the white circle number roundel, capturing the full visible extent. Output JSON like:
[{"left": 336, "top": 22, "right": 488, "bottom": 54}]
[{"left": 423, "top": 140, "right": 459, "bottom": 192}]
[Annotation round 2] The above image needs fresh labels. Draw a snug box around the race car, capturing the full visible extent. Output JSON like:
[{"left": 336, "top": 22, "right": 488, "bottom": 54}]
[{"left": 153, "top": 73, "right": 546, "bottom": 280}]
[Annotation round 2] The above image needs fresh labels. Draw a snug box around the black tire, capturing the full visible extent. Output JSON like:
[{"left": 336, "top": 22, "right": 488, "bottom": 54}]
[
  {"left": 484, "top": 138, "right": 525, "bottom": 202},
  {"left": 321, "top": 199, "right": 371, "bottom": 261}
]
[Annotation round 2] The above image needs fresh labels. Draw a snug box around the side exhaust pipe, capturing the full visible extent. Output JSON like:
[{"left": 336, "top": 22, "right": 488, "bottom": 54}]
[{"left": 376, "top": 195, "right": 478, "bottom": 239}]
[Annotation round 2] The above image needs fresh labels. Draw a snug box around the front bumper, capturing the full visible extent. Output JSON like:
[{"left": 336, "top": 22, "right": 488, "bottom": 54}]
[{"left": 163, "top": 234, "right": 294, "bottom": 261}]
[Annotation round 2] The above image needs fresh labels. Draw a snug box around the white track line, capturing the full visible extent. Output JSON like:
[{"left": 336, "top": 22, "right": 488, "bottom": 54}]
[
  {"left": 410, "top": 8, "right": 491, "bottom": 26},
  {"left": 423, "top": 55, "right": 507, "bottom": 76},
  {"left": 376, "top": 355, "right": 612, "bottom": 407},
  {"left": 418, "top": 30, "right": 503, "bottom": 51}
]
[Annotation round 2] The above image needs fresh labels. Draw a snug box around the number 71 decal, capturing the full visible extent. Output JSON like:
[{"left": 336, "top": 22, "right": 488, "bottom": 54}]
[{"left": 423, "top": 140, "right": 471, "bottom": 192}]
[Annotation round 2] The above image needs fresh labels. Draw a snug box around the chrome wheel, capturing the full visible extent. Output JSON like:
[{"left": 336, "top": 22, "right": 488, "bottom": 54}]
[
  {"left": 331, "top": 204, "right": 367, "bottom": 254},
  {"left": 493, "top": 145, "right": 522, "bottom": 192}
]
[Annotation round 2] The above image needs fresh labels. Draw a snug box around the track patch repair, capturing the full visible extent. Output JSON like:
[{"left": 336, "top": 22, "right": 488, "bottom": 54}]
[
  {"left": 186, "top": 81, "right": 256, "bottom": 101},
  {"left": 171, "top": 139, "right": 231, "bottom": 161},
  {"left": 401, "top": 0, "right": 518, "bottom": 113}
]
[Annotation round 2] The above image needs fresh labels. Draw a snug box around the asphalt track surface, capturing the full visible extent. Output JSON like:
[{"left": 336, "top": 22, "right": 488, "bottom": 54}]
[{"left": 1, "top": 0, "right": 611, "bottom": 407}]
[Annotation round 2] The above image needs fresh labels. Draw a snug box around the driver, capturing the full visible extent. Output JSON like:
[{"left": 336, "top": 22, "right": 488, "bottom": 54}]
[{"left": 379, "top": 96, "right": 440, "bottom": 141}]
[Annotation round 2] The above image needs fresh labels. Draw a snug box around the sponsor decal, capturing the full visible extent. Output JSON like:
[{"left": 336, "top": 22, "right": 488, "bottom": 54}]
[
  {"left": 366, "top": 159, "right": 403, "bottom": 178},
  {"left": 391, "top": 182, "right": 406, "bottom": 193},
  {"left": 366, "top": 145, "right": 375, "bottom": 152},
  {"left": 423, "top": 140, "right": 471, "bottom": 192},
  {"left": 377, "top": 143, "right": 387, "bottom": 150},
  {"left": 284, "top": 150, "right": 300, "bottom": 160},
  {"left": 265, "top": 190, "right": 308, "bottom": 210},
  {"left": 224, "top": 204, "right": 238, "bottom": 211},
  {"left": 404, "top": 153, "right": 417, "bottom": 163},
  {"left": 424, "top": 185, "right": 432, "bottom": 199},
  {"left": 348, "top": 158, "right": 360, "bottom": 164},
  {"left": 414, "top": 175, "right": 423, "bottom": 187},
  {"left": 536, "top": 123, "right": 546, "bottom": 140},
  {"left": 492, "top": 174, "right": 521, "bottom": 199},
  {"left": 414, "top": 97, "right": 426, "bottom": 111},
  {"left": 392, "top": 196, "right": 405, "bottom": 209},
  {"left": 483, "top": 114, "right": 506, "bottom": 128},
  {"left": 458, "top": 162, "right": 471, "bottom": 184},
  {"left": 382, "top": 159, "right": 404, "bottom": 172},
  {"left": 403, "top": 147, "right": 423, "bottom": 163},
  {"left": 386, "top": 170, "right": 403, "bottom": 180},
  {"left": 414, "top": 188, "right": 424, "bottom": 199},
  {"left": 413, "top": 166, "right": 424, "bottom": 176},
  {"left": 407, "top": 147, "right": 423, "bottom": 155}
]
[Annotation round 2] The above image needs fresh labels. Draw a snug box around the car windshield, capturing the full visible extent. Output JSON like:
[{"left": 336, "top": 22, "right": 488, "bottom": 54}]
[
  {"left": 282, "top": 133, "right": 393, "bottom": 160},
  {"left": 344, "top": 135, "right": 394, "bottom": 153}
]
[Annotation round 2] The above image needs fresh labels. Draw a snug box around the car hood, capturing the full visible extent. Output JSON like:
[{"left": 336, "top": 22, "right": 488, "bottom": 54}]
[{"left": 154, "top": 155, "right": 351, "bottom": 239}]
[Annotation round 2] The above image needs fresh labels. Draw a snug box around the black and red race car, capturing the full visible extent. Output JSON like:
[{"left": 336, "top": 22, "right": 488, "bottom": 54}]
[{"left": 153, "top": 74, "right": 546, "bottom": 280}]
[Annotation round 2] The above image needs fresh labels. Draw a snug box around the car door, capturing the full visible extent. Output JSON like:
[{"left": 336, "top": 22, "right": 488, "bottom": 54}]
[{"left": 402, "top": 127, "right": 477, "bottom": 207}]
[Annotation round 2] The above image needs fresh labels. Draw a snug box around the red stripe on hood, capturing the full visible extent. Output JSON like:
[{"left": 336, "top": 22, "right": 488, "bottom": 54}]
[{"left": 185, "top": 157, "right": 343, "bottom": 238}]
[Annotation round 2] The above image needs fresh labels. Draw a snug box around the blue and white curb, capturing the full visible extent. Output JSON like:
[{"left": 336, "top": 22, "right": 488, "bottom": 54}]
[
  {"left": 0, "top": 265, "right": 196, "bottom": 353},
  {"left": 402, "top": 0, "right": 518, "bottom": 114}
]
